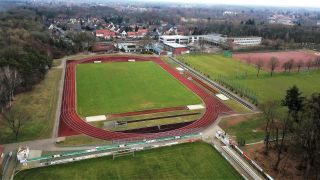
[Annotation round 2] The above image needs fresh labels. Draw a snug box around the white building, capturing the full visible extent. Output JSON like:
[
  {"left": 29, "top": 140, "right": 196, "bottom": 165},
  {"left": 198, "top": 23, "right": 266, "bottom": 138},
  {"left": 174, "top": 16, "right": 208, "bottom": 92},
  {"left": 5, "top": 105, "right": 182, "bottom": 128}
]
[
  {"left": 231, "top": 37, "right": 262, "bottom": 46},
  {"left": 159, "top": 35, "right": 189, "bottom": 44},
  {"left": 159, "top": 34, "right": 262, "bottom": 47},
  {"left": 117, "top": 43, "right": 143, "bottom": 53},
  {"left": 159, "top": 34, "right": 222, "bottom": 45}
]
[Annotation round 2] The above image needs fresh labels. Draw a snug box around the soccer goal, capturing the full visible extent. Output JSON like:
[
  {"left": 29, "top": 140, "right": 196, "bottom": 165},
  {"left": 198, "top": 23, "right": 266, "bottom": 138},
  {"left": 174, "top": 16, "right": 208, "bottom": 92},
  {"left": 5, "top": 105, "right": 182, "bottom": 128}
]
[{"left": 112, "top": 149, "right": 135, "bottom": 160}]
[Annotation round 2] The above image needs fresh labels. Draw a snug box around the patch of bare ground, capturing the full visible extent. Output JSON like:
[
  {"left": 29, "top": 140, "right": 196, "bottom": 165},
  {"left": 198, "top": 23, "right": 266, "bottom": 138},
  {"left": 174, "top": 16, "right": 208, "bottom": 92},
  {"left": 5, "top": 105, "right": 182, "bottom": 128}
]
[
  {"left": 220, "top": 114, "right": 257, "bottom": 129},
  {"left": 244, "top": 143, "right": 316, "bottom": 180}
]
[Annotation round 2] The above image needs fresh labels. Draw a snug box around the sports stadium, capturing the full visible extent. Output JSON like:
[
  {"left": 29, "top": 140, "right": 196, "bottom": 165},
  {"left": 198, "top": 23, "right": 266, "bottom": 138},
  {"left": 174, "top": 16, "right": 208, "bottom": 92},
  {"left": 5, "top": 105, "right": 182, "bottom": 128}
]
[{"left": 58, "top": 55, "right": 231, "bottom": 142}]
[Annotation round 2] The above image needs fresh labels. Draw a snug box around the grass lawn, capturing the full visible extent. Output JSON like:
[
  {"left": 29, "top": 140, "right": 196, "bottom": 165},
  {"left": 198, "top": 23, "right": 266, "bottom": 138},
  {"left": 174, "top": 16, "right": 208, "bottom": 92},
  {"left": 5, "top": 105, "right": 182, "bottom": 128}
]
[
  {"left": 76, "top": 61, "right": 201, "bottom": 117},
  {"left": 15, "top": 142, "right": 241, "bottom": 180},
  {"left": 0, "top": 68, "right": 61, "bottom": 143},
  {"left": 219, "top": 115, "right": 265, "bottom": 144},
  {"left": 178, "top": 54, "right": 320, "bottom": 104}
]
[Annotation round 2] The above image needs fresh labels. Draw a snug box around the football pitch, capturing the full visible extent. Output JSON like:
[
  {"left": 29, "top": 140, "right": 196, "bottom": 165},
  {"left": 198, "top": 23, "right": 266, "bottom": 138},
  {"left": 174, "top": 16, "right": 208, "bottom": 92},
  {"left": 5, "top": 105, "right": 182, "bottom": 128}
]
[
  {"left": 178, "top": 54, "right": 320, "bottom": 103},
  {"left": 15, "top": 142, "right": 241, "bottom": 180},
  {"left": 76, "top": 61, "right": 201, "bottom": 117}
]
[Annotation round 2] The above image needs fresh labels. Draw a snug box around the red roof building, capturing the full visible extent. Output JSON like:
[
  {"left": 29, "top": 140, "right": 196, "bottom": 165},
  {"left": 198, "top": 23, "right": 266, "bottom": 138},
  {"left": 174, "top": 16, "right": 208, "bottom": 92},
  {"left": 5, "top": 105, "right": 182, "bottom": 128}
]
[
  {"left": 127, "top": 28, "right": 148, "bottom": 38},
  {"left": 95, "top": 29, "right": 116, "bottom": 39}
]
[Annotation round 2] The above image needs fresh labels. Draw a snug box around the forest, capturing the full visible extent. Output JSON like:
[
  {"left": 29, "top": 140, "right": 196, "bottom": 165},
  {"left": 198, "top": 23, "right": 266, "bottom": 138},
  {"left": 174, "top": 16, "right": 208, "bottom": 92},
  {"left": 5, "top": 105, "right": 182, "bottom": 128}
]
[{"left": 0, "top": 7, "right": 68, "bottom": 112}]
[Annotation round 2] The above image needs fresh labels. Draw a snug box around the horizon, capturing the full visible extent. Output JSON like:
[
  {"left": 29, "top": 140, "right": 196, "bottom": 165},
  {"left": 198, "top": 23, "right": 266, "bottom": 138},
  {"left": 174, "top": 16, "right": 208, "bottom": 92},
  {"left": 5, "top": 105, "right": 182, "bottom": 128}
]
[
  {"left": 144, "top": 0, "right": 320, "bottom": 8},
  {"left": 5, "top": 0, "right": 319, "bottom": 9}
]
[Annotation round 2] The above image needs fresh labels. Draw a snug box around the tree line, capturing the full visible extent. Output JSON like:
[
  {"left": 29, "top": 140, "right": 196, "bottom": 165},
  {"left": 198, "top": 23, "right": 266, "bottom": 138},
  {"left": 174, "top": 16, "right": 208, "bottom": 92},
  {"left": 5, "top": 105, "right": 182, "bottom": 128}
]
[
  {"left": 254, "top": 56, "right": 320, "bottom": 77},
  {"left": 190, "top": 21, "right": 320, "bottom": 45},
  {"left": 261, "top": 86, "right": 320, "bottom": 178},
  {"left": 0, "top": 8, "right": 70, "bottom": 112}
]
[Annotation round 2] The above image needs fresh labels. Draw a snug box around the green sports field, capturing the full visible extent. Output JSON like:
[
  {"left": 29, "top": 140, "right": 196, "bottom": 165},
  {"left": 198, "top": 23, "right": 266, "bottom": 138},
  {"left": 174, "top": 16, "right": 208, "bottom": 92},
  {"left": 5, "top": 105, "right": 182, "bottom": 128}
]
[
  {"left": 76, "top": 61, "right": 201, "bottom": 117},
  {"left": 178, "top": 54, "right": 320, "bottom": 103},
  {"left": 15, "top": 142, "right": 241, "bottom": 180}
]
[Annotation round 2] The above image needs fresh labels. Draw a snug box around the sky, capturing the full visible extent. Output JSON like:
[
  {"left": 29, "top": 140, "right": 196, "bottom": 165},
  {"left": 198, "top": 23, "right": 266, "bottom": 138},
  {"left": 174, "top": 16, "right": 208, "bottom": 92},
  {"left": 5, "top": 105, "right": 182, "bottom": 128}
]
[{"left": 147, "top": 0, "right": 320, "bottom": 8}]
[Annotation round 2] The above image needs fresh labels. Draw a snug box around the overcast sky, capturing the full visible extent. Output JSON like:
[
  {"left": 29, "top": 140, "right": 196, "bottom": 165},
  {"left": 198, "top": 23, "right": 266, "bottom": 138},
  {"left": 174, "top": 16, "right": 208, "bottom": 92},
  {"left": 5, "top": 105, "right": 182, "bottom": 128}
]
[{"left": 147, "top": 0, "right": 320, "bottom": 8}]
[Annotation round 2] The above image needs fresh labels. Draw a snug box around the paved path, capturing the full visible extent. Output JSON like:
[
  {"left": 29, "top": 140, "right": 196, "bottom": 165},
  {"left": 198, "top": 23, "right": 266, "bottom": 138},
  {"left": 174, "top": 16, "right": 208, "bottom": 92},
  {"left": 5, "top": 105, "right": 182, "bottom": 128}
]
[
  {"left": 52, "top": 58, "right": 67, "bottom": 139},
  {"left": 3, "top": 139, "right": 95, "bottom": 153}
]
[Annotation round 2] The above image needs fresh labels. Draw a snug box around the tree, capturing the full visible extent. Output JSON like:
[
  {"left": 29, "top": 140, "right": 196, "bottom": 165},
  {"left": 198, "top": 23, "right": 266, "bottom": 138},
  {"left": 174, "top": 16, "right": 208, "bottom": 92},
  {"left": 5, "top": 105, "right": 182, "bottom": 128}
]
[
  {"left": 260, "top": 100, "right": 280, "bottom": 155},
  {"left": 255, "top": 59, "right": 264, "bottom": 77},
  {"left": 273, "top": 86, "right": 304, "bottom": 170},
  {"left": 2, "top": 106, "right": 31, "bottom": 141},
  {"left": 297, "top": 94, "right": 320, "bottom": 179},
  {"left": 315, "top": 57, "right": 320, "bottom": 69},
  {"left": 296, "top": 60, "right": 304, "bottom": 72},
  {"left": 287, "top": 59, "right": 295, "bottom": 73},
  {"left": 306, "top": 59, "right": 313, "bottom": 70},
  {"left": 137, "top": 35, "right": 154, "bottom": 52},
  {"left": 282, "top": 61, "right": 288, "bottom": 72},
  {"left": 1, "top": 66, "right": 21, "bottom": 107},
  {"left": 281, "top": 85, "right": 304, "bottom": 123},
  {"left": 269, "top": 57, "right": 279, "bottom": 76}
]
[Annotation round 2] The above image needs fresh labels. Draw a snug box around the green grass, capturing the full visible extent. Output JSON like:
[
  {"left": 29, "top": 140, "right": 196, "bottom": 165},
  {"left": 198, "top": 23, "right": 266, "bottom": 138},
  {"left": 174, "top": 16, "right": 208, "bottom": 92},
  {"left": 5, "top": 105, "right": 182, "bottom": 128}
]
[
  {"left": 223, "top": 100, "right": 252, "bottom": 114},
  {"left": 15, "top": 142, "right": 241, "bottom": 180},
  {"left": 179, "top": 54, "right": 320, "bottom": 104},
  {"left": 219, "top": 115, "right": 265, "bottom": 144},
  {"left": 76, "top": 61, "right": 201, "bottom": 117},
  {"left": 0, "top": 68, "right": 61, "bottom": 143},
  {"left": 179, "top": 54, "right": 259, "bottom": 79}
]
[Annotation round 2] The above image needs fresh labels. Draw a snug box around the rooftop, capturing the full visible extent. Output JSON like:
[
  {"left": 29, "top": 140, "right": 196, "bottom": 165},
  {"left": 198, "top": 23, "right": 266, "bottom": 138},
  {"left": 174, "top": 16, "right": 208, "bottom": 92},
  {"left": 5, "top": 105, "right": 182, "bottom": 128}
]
[
  {"left": 164, "top": 42, "right": 187, "bottom": 48},
  {"left": 160, "top": 35, "right": 188, "bottom": 39}
]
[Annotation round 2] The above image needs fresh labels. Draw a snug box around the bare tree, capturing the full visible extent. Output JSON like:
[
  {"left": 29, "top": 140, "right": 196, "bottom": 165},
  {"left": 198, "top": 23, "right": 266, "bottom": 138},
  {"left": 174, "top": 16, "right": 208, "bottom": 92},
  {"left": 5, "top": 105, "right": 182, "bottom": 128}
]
[
  {"left": 296, "top": 60, "right": 304, "bottom": 72},
  {"left": 315, "top": 57, "right": 320, "bottom": 69},
  {"left": 0, "top": 78, "right": 9, "bottom": 112},
  {"left": 2, "top": 106, "right": 31, "bottom": 141},
  {"left": 274, "top": 115, "right": 290, "bottom": 170},
  {"left": 306, "top": 59, "right": 313, "bottom": 70},
  {"left": 298, "top": 100, "right": 318, "bottom": 179},
  {"left": 1, "top": 66, "right": 21, "bottom": 107},
  {"left": 255, "top": 59, "right": 264, "bottom": 77},
  {"left": 269, "top": 57, "right": 279, "bottom": 77},
  {"left": 282, "top": 61, "right": 288, "bottom": 72},
  {"left": 287, "top": 59, "right": 295, "bottom": 73},
  {"left": 260, "top": 100, "right": 280, "bottom": 155},
  {"left": 137, "top": 35, "right": 154, "bottom": 52}
]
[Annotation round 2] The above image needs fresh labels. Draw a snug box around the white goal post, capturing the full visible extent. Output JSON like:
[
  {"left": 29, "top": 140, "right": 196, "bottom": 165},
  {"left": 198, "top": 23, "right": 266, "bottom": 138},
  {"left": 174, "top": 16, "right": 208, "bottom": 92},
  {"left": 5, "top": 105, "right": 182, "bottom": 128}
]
[{"left": 112, "top": 149, "right": 135, "bottom": 160}]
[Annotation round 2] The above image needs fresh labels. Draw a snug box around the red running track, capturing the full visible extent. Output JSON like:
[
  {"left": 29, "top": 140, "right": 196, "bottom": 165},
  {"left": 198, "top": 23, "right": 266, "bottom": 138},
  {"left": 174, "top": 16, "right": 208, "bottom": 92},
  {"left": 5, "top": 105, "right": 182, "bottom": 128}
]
[{"left": 58, "top": 55, "right": 231, "bottom": 141}]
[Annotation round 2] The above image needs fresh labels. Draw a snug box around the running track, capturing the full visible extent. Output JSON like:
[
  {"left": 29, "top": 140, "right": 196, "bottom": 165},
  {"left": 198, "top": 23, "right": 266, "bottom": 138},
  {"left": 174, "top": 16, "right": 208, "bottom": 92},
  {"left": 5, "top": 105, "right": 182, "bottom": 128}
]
[{"left": 58, "top": 56, "right": 231, "bottom": 141}]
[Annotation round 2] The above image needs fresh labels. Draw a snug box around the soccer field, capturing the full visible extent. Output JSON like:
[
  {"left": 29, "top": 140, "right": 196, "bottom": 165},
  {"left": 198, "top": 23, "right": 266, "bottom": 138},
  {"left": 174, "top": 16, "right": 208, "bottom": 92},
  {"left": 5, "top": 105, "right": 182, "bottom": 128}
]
[
  {"left": 15, "top": 142, "right": 241, "bottom": 180},
  {"left": 76, "top": 61, "right": 201, "bottom": 117},
  {"left": 179, "top": 54, "right": 320, "bottom": 103}
]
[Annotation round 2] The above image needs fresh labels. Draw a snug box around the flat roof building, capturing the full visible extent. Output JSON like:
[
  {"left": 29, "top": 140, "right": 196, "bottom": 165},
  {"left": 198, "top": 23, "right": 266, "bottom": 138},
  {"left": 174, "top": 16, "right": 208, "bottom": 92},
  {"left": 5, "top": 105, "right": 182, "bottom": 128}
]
[
  {"left": 231, "top": 37, "right": 262, "bottom": 46},
  {"left": 160, "top": 34, "right": 262, "bottom": 47},
  {"left": 163, "top": 42, "right": 189, "bottom": 55},
  {"left": 117, "top": 43, "right": 143, "bottom": 53}
]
